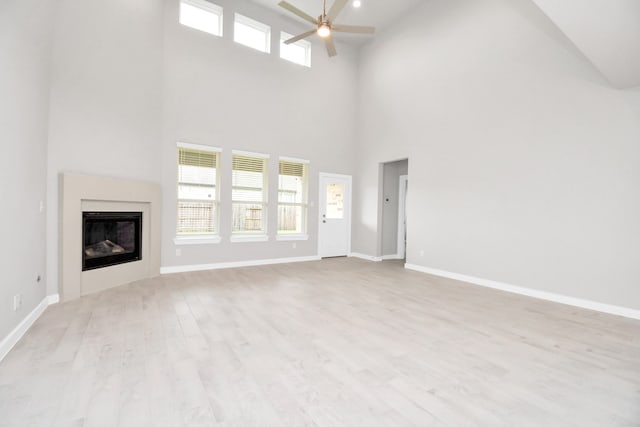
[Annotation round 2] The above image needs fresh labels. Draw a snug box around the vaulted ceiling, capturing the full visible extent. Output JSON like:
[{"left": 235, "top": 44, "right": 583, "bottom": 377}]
[
  {"left": 253, "top": 0, "right": 640, "bottom": 89},
  {"left": 531, "top": 0, "right": 640, "bottom": 89}
]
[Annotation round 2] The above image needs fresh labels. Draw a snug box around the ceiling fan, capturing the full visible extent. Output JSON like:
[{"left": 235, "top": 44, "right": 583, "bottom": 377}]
[{"left": 278, "top": 0, "right": 376, "bottom": 57}]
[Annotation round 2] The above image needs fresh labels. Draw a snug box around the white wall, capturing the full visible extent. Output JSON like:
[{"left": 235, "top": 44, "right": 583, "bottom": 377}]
[
  {"left": 160, "top": 0, "right": 358, "bottom": 268},
  {"left": 46, "top": 0, "right": 165, "bottom": 294},
  {"left": 15, "top": 0, "right": 638, "bottom": 315},
  {"left": 0, "top": 0, "right": 58, "bottom": 338},
  {"left": 44, "top": 0, "right": 358, "bottom": 291},
  {"left": 355, "top": 0, "right": 640, "bottom": 310}
]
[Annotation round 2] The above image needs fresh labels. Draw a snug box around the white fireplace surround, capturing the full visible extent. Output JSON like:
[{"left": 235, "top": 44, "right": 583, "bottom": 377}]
[{"left": 60, "top": 173, "right": 161, "bottom": 301}]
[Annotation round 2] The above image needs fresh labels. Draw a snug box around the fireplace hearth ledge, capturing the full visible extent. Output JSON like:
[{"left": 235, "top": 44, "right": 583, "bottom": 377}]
[{"left": 60, "top": 173, "right": 161, "bottom": 302}]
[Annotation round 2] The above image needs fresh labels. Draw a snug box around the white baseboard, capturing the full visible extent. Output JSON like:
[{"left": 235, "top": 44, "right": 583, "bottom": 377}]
[
  {"left": 0, "top": 295, "right": 57, "bottom": 363},
  {"left": 348, "top": 253, "right": 402, "bottom": 262},
  {"left": 160, "top": 255, "right": 322, "bottom": 275},
  {"left": 405, "top": 264, "right": 640, "bottom": 320},
  {"left": 47, "top": 294, "right": 60, "bottom": 305},
  {"left": 348, "top": 253, "right": 382, "bottom": 262}
]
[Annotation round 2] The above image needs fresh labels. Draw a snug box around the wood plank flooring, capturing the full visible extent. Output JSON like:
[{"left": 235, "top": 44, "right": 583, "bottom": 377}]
[{"left": 1, "top": 258, "right": 639, "bottom": 426}]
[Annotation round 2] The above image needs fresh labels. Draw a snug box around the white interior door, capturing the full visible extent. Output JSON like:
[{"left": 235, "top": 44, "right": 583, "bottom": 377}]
[{"left": 318, "top": 173, "right": 352, "bottom": 258}]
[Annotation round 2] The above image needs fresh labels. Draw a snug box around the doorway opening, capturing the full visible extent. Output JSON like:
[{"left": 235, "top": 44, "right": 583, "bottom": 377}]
[{"left": 378, "top": 159, "right": 408, "bottom": 260}]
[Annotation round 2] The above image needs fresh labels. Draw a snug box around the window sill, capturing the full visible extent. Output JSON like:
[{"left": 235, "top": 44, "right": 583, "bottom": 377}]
[
  {"left": 230, "top": 234, "right": 269, "bottom": 243},
  {"left": 276, "top": 234, "right": 309, "bottom": 241},
  {"left": 174, "top": 235, "right": 221, "bottom": 245}
]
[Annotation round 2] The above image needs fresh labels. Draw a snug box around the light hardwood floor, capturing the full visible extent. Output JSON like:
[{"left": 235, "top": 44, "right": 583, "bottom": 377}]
[{"left": 1, "top": 258, "right": 639, "bottom": 426}]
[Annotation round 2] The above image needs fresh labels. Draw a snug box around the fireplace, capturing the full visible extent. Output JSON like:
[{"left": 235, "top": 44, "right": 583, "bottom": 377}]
[{"left": 82, "top": 212, "right": 142, "bottom": 271}]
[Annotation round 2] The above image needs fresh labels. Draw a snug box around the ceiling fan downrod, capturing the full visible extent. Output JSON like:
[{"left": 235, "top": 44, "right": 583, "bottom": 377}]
[{"left": 317, "top": 0, "right": 331, "bottom": 37}]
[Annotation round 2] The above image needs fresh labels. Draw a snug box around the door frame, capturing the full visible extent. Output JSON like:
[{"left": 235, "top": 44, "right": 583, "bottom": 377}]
[
  {"left": 318, "top": 172, "right": 353, "bottom": 257},
  {"left": 397, "top": 175, "right": 408, "bottom": 259}
]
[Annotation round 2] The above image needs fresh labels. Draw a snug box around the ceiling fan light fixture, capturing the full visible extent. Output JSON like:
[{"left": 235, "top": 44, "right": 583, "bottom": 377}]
[{"left": 317, "top": 23, "right": 331, "bottom": 38}]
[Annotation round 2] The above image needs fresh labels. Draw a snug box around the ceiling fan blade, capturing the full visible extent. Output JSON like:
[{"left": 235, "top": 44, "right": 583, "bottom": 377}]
[
  {"left": 278, "top": 1, "right": 318, "bottom": 25},
  {"left": 324, "top": 35, "right": 337, "bottom": 57},
  {"left": 284, "top": 29, "right": 317, "bottom": 44},
  {"left": 332, "top": 24, "right": 376, "bottom": 34},
  {"left": 327, "top": 0, "right": 349, "bottom": 21}
]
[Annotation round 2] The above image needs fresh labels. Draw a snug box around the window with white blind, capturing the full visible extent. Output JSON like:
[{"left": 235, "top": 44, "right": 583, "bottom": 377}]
[
  {"left": 280, "top": 32, "right": 311, "bottom": 67},
  {"left": 234, "top": 13, "right": 271, "bottom": 53},
  {"left": 176, "top": 143, "right": 220, "bottom": 238},
  {"left": 277, "top": 158, "right": 309, "bottom": 238},
  {"left": 179, "top": 0, "right": 223, "bottom": 37},
  {"left": 231, "top": 152, "right": 268, "bottom": 239}
]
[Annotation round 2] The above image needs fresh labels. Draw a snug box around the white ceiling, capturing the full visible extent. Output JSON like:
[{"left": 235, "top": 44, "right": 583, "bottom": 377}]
[
  {"left": 531, "top": 0, "right": 640, "bottom": 89},
  {"left": 253, "top": 0, "right": 640, "bottom": 89}
]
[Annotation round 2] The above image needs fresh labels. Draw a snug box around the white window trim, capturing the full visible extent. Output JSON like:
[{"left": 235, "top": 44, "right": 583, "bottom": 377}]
[
  {"left": 174, "top": 235, "right": 222, "bottom": 245},
  {"left": 279, "top": 156, "right": 310, "bottom": 164},
  {"left": 182, "top": 0, "right": 223, "bottom": 15},
  {"left": 176, "top": 142, "right": 221, "bottom": 237},
  {"left": 232, "top": 149, "right": 270, "bottom": 159},
  {"left": 180, "top": 0, "right": 224, "bottom": 37},
  {"left": 230, "top": 234, "right": 269, "bottom": 243},
  {"left": 234, "top": 13, "right": 271, "bottom": 54},
  {"left": 177, "top": 141, "right": 222, "bottom": 153},
  {"left": 276, "top": 234, "right": 309, "bottom": 241},
  {"left": 280, "top": 32, "right": 312, "bottom": 68}
]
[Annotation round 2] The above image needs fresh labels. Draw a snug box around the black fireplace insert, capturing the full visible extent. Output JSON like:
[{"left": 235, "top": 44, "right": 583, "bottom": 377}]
[{"left": 82, "top": 211, "right": 142, "bottom": 271}]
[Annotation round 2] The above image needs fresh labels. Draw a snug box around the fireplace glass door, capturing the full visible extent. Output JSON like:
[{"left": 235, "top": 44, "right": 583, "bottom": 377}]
[{"left": 82, "top": 212, "right": 142, "bottom": 271}]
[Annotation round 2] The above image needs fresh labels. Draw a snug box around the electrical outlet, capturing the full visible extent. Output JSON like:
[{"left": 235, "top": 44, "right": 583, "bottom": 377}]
[
  {"left": 13, "top": 294, "right": 22, "bottom": 311},
  {"left": 419, "top": 250, "right": 425, "bottom": 257},
  {"left": 292, "top": 242, "right": 297, "bottom": 249},
  {"left": 176, "top": 248, "right": 182, "bottom": 257},
  {"left": 39, "top": 200, "right": 44, "bottom": 213}
]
